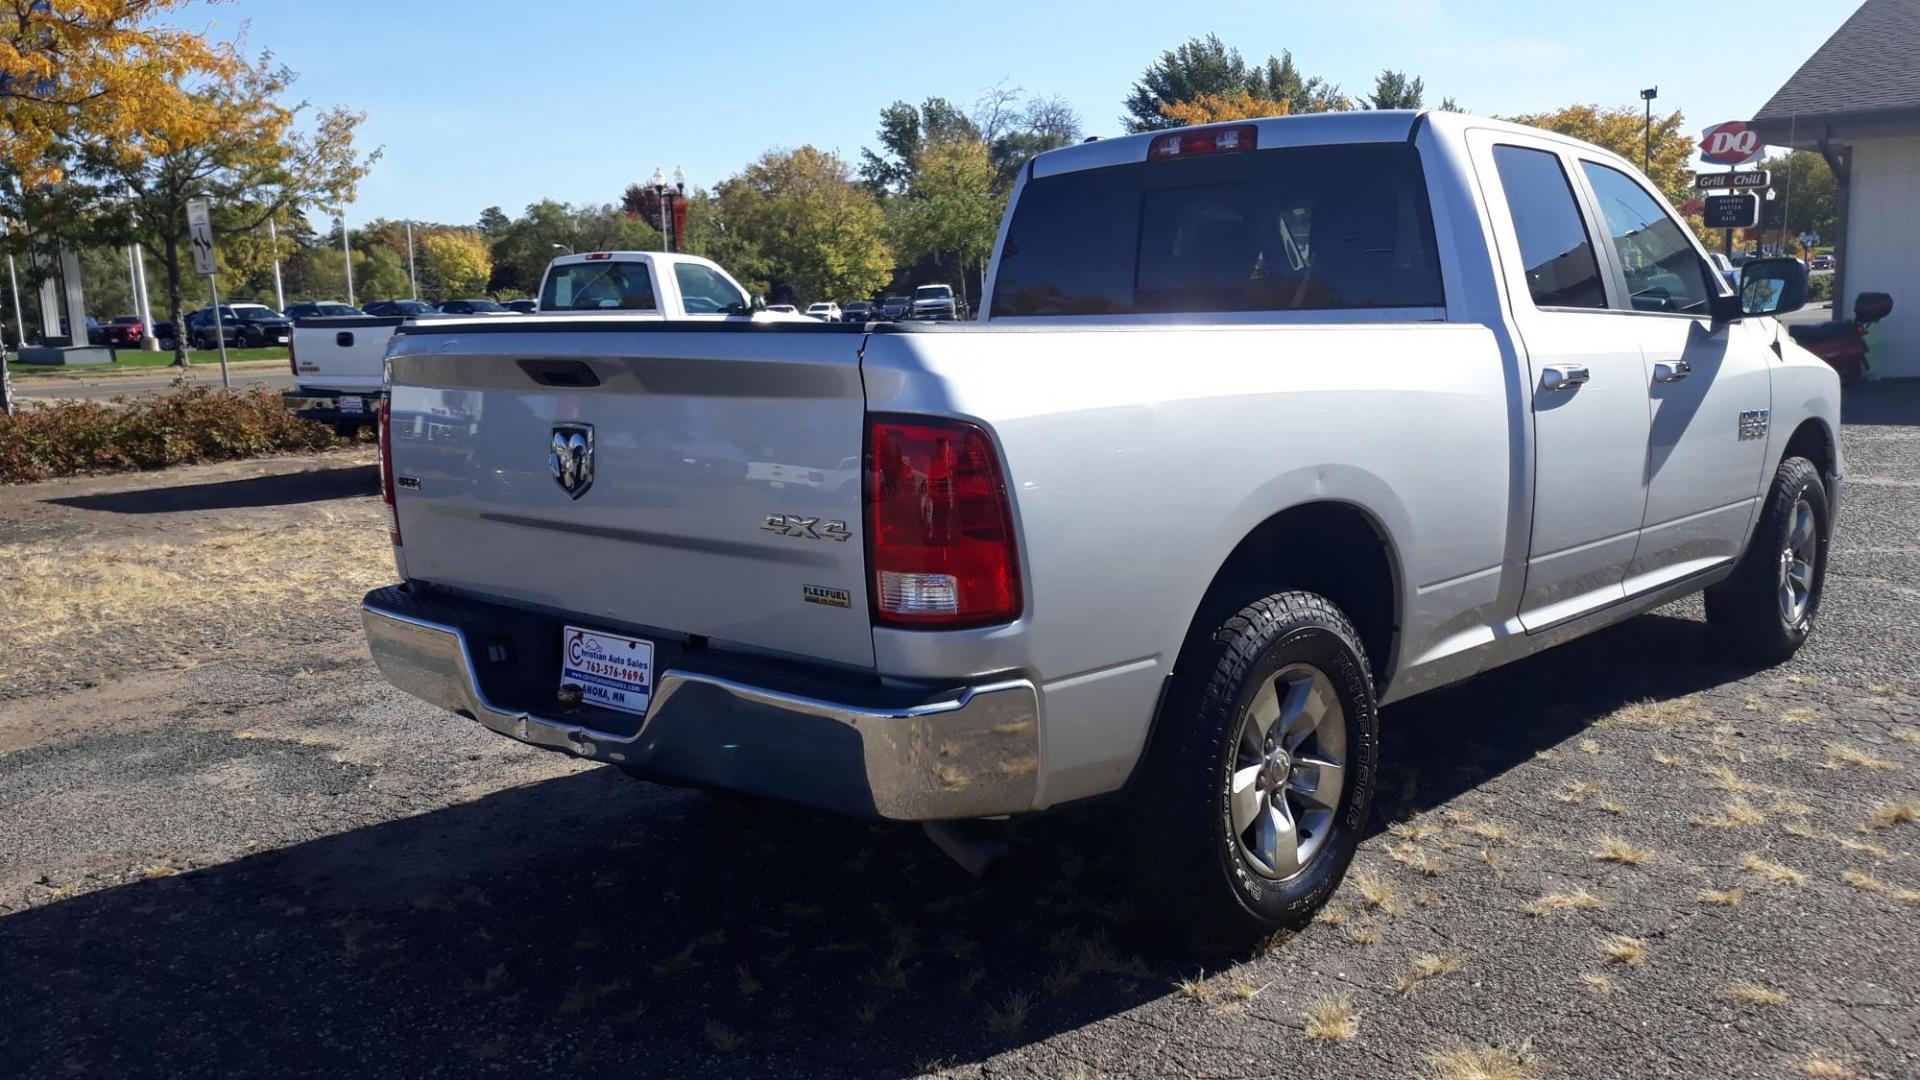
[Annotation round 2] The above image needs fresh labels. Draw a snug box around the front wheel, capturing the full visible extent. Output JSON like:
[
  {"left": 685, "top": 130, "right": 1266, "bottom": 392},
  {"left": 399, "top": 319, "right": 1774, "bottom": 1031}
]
[
  {"left": 1705, "top": 456, "right": 1830, "bottom": 663},
  {"left": 1133, "top": 591, "right": 1378, "bottom": 948}
]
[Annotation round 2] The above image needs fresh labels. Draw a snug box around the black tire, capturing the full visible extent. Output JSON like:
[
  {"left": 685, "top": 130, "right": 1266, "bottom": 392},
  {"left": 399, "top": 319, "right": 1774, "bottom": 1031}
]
[
  {"left": 1133, "top": 590, "right": 1379, "bottom": 948},
  {"left": 1705, "top": 456, "right": 1830, "bottom": 664}
]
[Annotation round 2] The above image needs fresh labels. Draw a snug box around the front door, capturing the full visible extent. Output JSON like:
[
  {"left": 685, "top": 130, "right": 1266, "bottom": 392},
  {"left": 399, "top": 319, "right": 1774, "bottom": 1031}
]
[
  {"left": 1574, "top": 160, "right": 1772, "bottom": 594},
  {"left": 1472, "top": 135, "right": 1653, "bottom": 631}
]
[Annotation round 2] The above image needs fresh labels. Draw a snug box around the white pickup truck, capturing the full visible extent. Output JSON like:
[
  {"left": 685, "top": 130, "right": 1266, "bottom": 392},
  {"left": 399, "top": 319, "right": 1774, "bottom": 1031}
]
[
  {"left": 285, "top": 252, "right": 779, "bottom": 432},
  {"left": 361, "top": 112, "right": 1838, "bottom": 943}
]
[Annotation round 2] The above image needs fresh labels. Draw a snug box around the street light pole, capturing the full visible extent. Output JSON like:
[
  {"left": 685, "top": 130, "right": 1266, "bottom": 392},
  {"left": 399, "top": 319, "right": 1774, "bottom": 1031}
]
[
  {"left": 1640, "top": 87, "right": 1658, "bottom": 174},
  {"left": 649, "top": 167, "right": 669, "bottom": 253},
  {"left": 338, "top": 213, "right": 355, "bottom": 307},
  {"left": 267, "top": 216, "right": 286, "bottom": 311},
  {"left": 405, "top": 220, "right": 418, "bottom": 301}
]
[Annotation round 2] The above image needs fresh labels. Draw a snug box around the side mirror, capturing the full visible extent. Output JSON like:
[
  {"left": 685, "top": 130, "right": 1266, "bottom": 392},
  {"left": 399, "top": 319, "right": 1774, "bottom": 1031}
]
[
  {"left": 1718, "top": 256, "right": 1807, "bottom": 321},
  {"left": 751, "top": 295, "right": 767, "bottom": 312}
]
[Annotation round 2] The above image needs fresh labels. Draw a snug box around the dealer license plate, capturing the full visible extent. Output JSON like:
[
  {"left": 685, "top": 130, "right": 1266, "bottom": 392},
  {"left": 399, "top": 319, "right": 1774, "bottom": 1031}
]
[
  {"left": 339, "top": 396, "right": 364, "bottom": 414},
  {"left": 560, "top": 625, "right": 654, "bottom": 717}
]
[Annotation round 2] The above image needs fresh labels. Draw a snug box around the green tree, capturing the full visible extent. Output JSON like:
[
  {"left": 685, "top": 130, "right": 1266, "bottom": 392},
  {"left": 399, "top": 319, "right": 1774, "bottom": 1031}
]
[
  {"left": 890, "top": 138, "right": 1001, "bottom": 303},
  {"left": 1756, "top": 150, "right": 1837, "bottom": 245},
  {"left": 1364, "top": 70, "right": 1425, "bottom": 110},
  {"left": 486, "top": 200, "right": 657, "bottom": 294},
  {"left": 476, "top": 205, "right": 511, "bottom": 237},
  {"left": 1124, "top": 36, "right": 1344, "bottom": 132},
  {"left": 418, "top": 229, "right": 491, "bottom": 300},
  {"left": 1503, "top": 103, "right": 1692, "bottom": 204},
  {"left": 723, "top": 146, "right": 891, "bottom": 304},
  {"left": 859, "top": 97, "right": 982, "bottom": 193}
]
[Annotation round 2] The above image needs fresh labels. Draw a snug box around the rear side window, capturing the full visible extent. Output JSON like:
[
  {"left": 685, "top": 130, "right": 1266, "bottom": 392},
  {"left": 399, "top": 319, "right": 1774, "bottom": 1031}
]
[
  {"left": 541, "top": 261, "right": 658, "bottom": 311},
  {"left": 672, "top": 262, "right": 748, "bottom": 314},
  {"left": 1491, "top": 145, "right": 1606, "bottom": 309},
  {"left": 1580, "top": 162, "right": 1715, "bottom": 315},
  {"left": 991, "top": 142, "right": 1444, "bottom": 317}
]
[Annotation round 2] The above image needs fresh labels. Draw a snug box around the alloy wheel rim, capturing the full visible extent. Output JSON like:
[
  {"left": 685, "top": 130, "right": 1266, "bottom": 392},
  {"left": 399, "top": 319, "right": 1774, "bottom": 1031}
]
[
  {"left": 1229, "top": 662, "right": 1347, "bottom": 881},
  {"left": 1778, "top": 497, "right": 1818, "bottom": 627}
]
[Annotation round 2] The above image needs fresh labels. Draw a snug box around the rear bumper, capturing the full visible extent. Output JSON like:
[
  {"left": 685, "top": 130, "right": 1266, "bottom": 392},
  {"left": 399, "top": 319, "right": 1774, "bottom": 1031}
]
[
  {"left": 283, "top": 389, "right": 381, "bottom": 426},
  {"left": 361, "top": 586, "right": 1041, "bottom": 820}
]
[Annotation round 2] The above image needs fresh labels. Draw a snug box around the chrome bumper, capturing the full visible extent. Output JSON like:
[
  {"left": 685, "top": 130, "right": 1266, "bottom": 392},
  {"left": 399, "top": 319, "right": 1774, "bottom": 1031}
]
[{"left": 362, "top": 591, "right": 1041, "bottom": 820}]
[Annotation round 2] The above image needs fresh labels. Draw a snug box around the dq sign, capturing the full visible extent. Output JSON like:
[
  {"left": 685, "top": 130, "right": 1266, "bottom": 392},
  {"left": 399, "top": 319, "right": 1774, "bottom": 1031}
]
[{"left": 1700, "top": 121, "right": 1764, "bottom": 166}]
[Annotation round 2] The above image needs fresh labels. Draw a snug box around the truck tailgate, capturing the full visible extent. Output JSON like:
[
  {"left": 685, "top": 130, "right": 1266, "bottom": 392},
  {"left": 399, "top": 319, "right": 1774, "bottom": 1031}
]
[
  {"left": 292, "top": 315, "right": 401, "bottom": 392},
  {"left": 385, "top": 324, "right": 875, "bottom": 668}
]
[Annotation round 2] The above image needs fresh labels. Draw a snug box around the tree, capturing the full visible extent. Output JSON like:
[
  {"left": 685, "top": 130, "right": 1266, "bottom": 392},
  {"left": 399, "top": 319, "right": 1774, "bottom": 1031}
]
[
  {"left": 75, "top": 52, "right": 377, "bottom": 362},
  {"left": 1124, "top": 36, "right": 1343, "bottom": 132},
  {"left": 890, "top": 138, "right": 1001, "bottom": 303},
  {"left": 1162, "top": 90, "right": 1290, "bottom": 126},
  {"left": 987, "top": 94, "right": 1082, "bottom": 188},
  {"left": 859, "top": 97, "right": 982, "bottom": 193},
  {"left": 1756, "top": 150, "right": 1837, "bottom": 246},
  {"left": 1, "top": 0, "right": 229, "bottom": 188},
  {"left": 722, "top": 146, "right": 892, "bottom": 304},
  {"left": 486, "top": 200, "right": 657, "bottom": 294},
  {"left": 476, "top": 205, "right": 510, "bottom": 237},
  {"left": 417, "top": 230, "right": 491, "bottom": 300},
  {"left": 1364, "top": 70, "right": 1424, "bottom": 110},
  {"left": 1502, "top": 103, "right": 1692, "bottom": 204}
]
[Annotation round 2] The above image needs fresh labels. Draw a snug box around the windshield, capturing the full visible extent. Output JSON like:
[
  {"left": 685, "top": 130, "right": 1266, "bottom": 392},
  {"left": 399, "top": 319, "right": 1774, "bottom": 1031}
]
[
  {"left": 234, "top": 306, "right": 280, "bottom": 321},
  {"left": 542, "top": 261, "right": 658, "bottom": 311},
  {"left": 460, "top": 299, "right": 507, "bottom": 312},
  {"left": 319, "top": 303, "right": 358, "bottom": 316},
  {"left": 883, "top": 296, "right": 907, "bottom": 305},
  {"left": 914, "top": 286, "right": 950, "bottom": 299}
]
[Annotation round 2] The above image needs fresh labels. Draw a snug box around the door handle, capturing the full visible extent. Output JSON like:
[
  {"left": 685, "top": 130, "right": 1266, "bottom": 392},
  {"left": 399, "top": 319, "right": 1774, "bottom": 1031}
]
[
  {"left": 1652, "top": 360, "right": 1691, "bottom": 383},
  {"left": 1541, "top": 365, "right": 1590, "bottom": 391}
]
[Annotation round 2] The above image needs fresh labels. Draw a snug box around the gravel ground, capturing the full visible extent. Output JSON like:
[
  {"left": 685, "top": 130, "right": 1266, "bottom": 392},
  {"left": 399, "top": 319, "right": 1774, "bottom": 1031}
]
[{"left": 0, "top": 387, "right": 1915, "bottom": 1079}]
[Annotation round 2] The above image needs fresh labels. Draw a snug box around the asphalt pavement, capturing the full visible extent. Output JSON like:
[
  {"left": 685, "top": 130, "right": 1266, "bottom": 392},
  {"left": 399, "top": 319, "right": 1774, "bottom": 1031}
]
[{"left": 0, "top": 387, "right": 1915, "bottom": 1078}]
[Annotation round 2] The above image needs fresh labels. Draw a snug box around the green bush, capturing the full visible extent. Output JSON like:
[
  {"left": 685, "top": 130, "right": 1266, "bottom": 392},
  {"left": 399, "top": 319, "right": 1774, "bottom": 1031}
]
[
  {"left": 1805, "top": 274, "right": 1833, "bottom": 303},
  {"left": 0, "top": 383, "right": 359, "bottom": 483}
]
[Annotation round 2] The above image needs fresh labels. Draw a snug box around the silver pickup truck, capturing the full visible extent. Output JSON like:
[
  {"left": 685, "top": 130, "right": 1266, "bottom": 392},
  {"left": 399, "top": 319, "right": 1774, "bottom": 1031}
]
[{"left": 362, "top": 111, "right": 1840, "bottom": 943}]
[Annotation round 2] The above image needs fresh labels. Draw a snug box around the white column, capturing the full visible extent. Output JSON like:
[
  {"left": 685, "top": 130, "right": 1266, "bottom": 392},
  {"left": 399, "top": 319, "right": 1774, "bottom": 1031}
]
[
  {"left": 132, "top": 244, "right": 156, "bottom": 348},
  {"left": 268, "top": 217, "right": 286, "bottom": 311}
]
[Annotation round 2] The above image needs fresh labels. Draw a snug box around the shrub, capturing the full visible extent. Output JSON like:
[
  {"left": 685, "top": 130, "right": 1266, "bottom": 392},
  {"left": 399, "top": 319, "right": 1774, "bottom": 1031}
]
[
  {"left": 0, "top": 383, "right": 358, "bottom": 483},
  {"left": 1805, "top": 273, "right": 1833, "bottom": 303}
]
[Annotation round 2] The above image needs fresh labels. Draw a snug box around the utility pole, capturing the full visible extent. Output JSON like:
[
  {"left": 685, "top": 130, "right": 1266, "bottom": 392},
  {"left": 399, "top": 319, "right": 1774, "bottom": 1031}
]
[
  {"left": 267, "top": 217, "right": 286, "bottom": 312},
  {"left": 405, "top": 220, "right": 418, "bottom": 300},
  {"left": 131, "top": 243, "right": 155, "bottom": 348},
  {"left": 1640, "top": 87, "right": 1658, "bottom": 174},
  {"left": 1, "top": 254, "right": 15, "bottom": 416},
  {"left": 338, "top": 213, "right": 355, "bottom": 307}
]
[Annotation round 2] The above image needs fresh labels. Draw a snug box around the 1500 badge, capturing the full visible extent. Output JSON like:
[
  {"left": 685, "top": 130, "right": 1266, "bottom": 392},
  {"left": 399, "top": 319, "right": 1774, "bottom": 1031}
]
[{"left": 762, "top": 514, "right": 853, "bottom": 542}]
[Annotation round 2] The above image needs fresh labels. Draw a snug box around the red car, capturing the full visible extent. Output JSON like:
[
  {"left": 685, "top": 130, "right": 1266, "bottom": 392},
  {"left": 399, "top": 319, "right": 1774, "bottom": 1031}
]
[{"left": 89, "top": 316, "right": 146, "bottom": 347}]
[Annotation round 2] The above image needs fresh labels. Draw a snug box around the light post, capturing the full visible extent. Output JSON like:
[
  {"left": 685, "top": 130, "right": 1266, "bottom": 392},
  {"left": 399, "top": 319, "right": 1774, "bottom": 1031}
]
[
  {"left": 550, "top": 242, "right": 573, "bottom": 255},
  {"left": 405, "top": 220, "right": 418, "bottom": 301},
  {"left": 648, "top": 166, "right": 687, "bottom": 253},
  {"left": 336, "top": 213, "right": 355, "bottom": 307},
  {"left": 1640, "top": 87, "right": 1658, "bottom": 174},
  {"left": 266, "top": 217, "right": 286, "bottom": 312}
]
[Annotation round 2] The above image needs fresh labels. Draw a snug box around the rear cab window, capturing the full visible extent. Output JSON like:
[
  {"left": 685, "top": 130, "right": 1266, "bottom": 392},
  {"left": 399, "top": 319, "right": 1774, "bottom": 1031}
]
[
  {"left": 990, "top": 142, "right": 1444, "bottom": 317},
  {"left": 1490, "top": 145, "right": 1607, "bottom": 309},
  {"left": 541, "top": 261, "right": 659, "bottom": 311}
]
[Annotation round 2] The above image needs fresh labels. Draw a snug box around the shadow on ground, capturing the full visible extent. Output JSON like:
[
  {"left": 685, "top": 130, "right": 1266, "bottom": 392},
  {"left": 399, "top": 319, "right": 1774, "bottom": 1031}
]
[
  {"left": 46, "top": 464, "right": 378, "bottom": 514},
  {"left": 0, "top": 609, "right": 1764, "bottom": 1078},
  {"left": 1840, "top": 376, "right": 1920, "bottom": 427}
]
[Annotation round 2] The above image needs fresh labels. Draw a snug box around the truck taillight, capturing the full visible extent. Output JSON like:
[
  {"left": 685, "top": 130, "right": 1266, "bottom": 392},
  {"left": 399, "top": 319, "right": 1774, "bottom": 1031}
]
[
  {"left": 1147, "top": 123, "right": 1259, "bottom": 160},
  {"left": 378, "top": 402, "right": 400, "bottom": 546},
  {"left": 866, "top": 416, "right": 1020, "bottom": 628}
]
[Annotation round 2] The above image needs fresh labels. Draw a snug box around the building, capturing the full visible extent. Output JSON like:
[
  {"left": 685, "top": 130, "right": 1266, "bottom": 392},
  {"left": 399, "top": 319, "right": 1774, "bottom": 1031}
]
[{"left": 1752, "top": 0, "right": 1920, "bottom": 378}]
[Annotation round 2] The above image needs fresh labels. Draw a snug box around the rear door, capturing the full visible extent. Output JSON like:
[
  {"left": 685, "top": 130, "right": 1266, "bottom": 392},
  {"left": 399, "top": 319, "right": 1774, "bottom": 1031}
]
[
  {"left": 385, "top": 323, "right": 876, "bottom": 667},
  {"left": 1573, "top": 159, "right": 1772, "bottom": 594},
  {"left": 1469, "top": 132, "right": 1653, "bottom": 630}
]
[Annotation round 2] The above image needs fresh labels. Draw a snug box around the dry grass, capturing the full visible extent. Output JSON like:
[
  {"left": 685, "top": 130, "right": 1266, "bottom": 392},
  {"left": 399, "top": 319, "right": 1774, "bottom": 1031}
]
[
  {"left": 1579, "top": 973, "right": 1616, "bottom": 995},
  {"left": 1598, "top": 934, "right": 1646, "bottom": 966},
  {"left": 1862, "top": 798, "right": 1919, "bottom": 831},
  {"left": 0, "top": 508, "right": 388, "bottom": 685},
  {"left": 1781, "top": 707, "right": 1820, "bottom": 724},
  {"left": 1526, "top": 890, "right": 1607, "bottom": 917},
  {"left": 1302, "top": 994, "right": 1359, "bottom": 1043},
  {"left": 1395, "top": 952, "right": 1464, "bottom": 994},
  {"left": 1842, "top": 869, "right": 1884, "bottom": 892},
  {"left": 1389, "top": 843, "right": 1446, "bottom": 877},
  {"left": 1824, "top": 743, "right": 1898, "bottom": 770},
  {"left": 1173, "top": 975, "right": 1212, "bottom": 1002},
  {"left": 1700, "top": 764, "right": 1763, "bottom": 794},
  {"left": 983, "top": 991, "right": 1032, "bottom": 1035},
  {"left": 1721, "top": 981, "right": 1788, "bottom": 1006},
  {"left": 1741, "top": 853, "right": 1807, "bottom": 885},
  {"left": 1422, "top": 1040, "right": 1544, "bottom": 1080},
  {"left": 1596, "top": 799, "right": 1626, "bottom": 815},
  {"left": 1343, "top": 922, "right": 1380, "bottom": 946},
  {"left": 1388, "top": 817, "right": 1440, "bottom": 843},
  {"left": 1794, "top": 1051, "right": 1858, "bottom": 1078},
  {"left": 1555, "top": 779, "right": 1603, "bottom": 805},
  {"left": 1313, "top": 906, "right": 1350, "bottom": 927},
  {"left": 1784, "top": 821, "right": 1890, "bottom": 859},
  {"left": 1591, "top": 835, "right": 1652, "bottom": 865},
  {"left": 1692, "top": 795, "right": 1766, "bottom": 829},
  {"left": 1458, "top": 818, "right": 1517, "bottom": 844},
  {"left": 1652, "top": 750, "right": 1690, "bottom": 767},
  {"left": 1349, "top": 870, "right": 1403, "bottom": 915},
  {"left": 703, "top": 1021, "right": 746, "bottom": 1054},
  {"left": 1577, "top": 738, "right": 1604, "bottom": 754},
  {"left": 1607, "top": 698, "right": 1711, "bottom": 727},
  {"left": 1698, "top": 887, "right": 1743, "bottom": 906},
  {"left": 1893, "top": 727, "right": 1919, "bottom": 743}
]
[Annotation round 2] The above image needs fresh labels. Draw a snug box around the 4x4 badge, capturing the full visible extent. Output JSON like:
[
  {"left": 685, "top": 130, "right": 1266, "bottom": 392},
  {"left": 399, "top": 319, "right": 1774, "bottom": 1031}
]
[{"left": 762, "top": 514, "right": 852, "bottom": 541}]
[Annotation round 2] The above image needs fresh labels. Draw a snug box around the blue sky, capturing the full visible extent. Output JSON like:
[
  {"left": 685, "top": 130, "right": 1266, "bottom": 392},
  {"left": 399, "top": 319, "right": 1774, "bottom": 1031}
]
[{"left": 197, "top": 0, "right": 1854, "bottom": 226}]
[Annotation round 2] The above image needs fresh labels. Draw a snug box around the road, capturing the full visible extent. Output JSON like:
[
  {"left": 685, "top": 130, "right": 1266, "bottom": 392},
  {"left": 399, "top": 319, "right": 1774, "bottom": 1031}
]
[
  {"left": 8, "top": 361, "right": 293, "bottom": 401},
  {"left": 0, "top": 386, "right": 1915, "bottom": 1079}
]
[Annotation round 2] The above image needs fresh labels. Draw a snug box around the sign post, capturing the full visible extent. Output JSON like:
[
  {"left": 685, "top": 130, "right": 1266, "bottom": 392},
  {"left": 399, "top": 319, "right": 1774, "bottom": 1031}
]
[{"left": 186, "top": 197, "right": 229, "bottom": 387}]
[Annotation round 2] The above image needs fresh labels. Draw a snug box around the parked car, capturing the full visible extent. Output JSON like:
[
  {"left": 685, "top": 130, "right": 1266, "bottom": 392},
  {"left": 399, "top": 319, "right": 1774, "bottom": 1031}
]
[
  {"left": 806, "top": 302, "right": 842, "bottom": 322},
  {"left": 285, "top": 301, "right": 363, "bottom": 319},
  {"left": 842, "top": 301, "right": 876, "bottom": 322},
  {"left": 1811, "top": 253, "right": 1834, "bottom": 271},
  {"left": 363, "top": 111, "right": 1836, "bottom": 945},
  {"left": 436, "top": 298, "right": 514, "bottom": 316},
  {"left": 187, "top": 303, "right": 291, "bottom": 349},
  {"left": 504, "top": 299, "right": 539, "bottom": 314},
  {"left": 877, "top": 295, "right": 911, "bottom": 319},
  {"left": 765, "top": 303, "right": 799, "bottom": 315},
  {"left": 909, "top": 283, "right": 961, "bottom": 320},
  {"left": 362, "top": 299, "right": 438, "bottom": 317},
  {"left": 90, "top": 315, "right": 146, "bottom": 347},
  {"left": 1707, "top": 252, "right": 1738, "bottom": 290}
]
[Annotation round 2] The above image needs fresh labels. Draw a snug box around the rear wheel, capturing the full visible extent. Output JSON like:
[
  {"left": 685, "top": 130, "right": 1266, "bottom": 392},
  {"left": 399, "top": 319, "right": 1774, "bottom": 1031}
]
[
  {"left": 1133, "top": 591, "right": 1378, "bottom": 948},
  {"left": 1705, "top": 456, "right": 1829, "bottom": 663}
]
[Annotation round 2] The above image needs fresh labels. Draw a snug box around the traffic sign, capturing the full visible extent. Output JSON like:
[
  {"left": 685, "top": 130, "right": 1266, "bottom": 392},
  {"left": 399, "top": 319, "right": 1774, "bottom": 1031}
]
[
  {"left": 186, "top": 198, "right": 217, "bottom": 276},
  {"left": 1694, "top": 168, "right": 1769, "bottom": 190},
  {"left": 1703, "top": 193, "right": 1759, "bottom": 229},
  {"left": 1699, "top": 121, "right": 1764, "bottom": 166}
]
